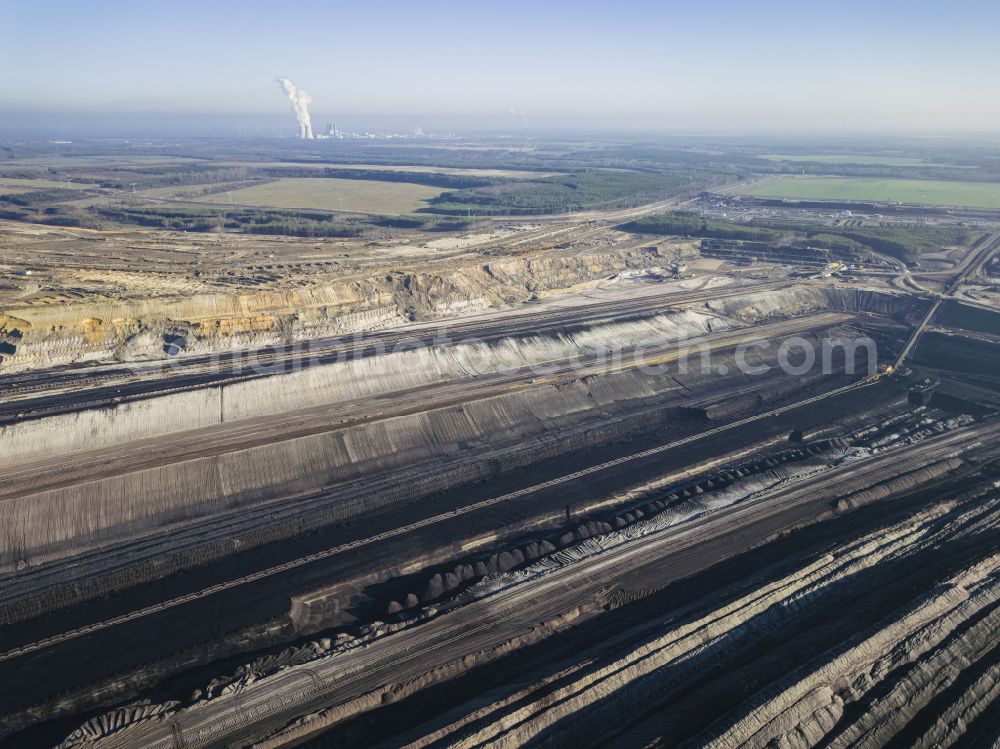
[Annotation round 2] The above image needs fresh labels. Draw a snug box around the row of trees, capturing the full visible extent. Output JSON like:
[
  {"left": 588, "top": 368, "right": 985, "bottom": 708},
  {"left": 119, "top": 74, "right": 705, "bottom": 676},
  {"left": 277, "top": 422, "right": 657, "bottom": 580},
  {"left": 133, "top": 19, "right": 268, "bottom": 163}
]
[
  {"left": 621, "top": 212, "right": 782, "bottom": 242},
  {"left": 424, "top": 170, "right": 695, "bottom": 215}
]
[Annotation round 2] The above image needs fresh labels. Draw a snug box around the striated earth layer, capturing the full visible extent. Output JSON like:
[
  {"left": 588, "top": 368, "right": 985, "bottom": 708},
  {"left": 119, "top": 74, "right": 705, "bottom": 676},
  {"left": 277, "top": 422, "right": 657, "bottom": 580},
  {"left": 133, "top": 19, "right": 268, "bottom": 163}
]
[{"left": 0, "top": 230, "right": 697, "bottom": 369}]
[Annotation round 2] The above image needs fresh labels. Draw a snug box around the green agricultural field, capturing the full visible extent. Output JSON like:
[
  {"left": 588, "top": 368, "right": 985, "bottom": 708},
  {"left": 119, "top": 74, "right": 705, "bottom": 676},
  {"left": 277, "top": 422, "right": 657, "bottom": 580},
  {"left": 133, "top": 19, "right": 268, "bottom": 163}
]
[
  {"left": 735, "top": 176, "right": 1000, "bottom": 209},
  {"left": 760, "top": 154, "right": 939, "bottom": 167},
  {"left": 194, "top": 177, "right": 449, "bottom": 215}
]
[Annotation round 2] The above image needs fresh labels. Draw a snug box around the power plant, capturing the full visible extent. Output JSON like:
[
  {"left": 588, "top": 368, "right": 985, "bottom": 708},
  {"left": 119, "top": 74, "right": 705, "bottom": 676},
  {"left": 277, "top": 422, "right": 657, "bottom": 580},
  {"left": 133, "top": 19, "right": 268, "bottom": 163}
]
[
  {"left": 319, "top": 122, "right": 342, "bottom": 139},
  {"left": 273, "top": 80, "right": 429, "bottom": 140},
  {"left": 275, "top": 76, "right": 314, "bottom": 139}
]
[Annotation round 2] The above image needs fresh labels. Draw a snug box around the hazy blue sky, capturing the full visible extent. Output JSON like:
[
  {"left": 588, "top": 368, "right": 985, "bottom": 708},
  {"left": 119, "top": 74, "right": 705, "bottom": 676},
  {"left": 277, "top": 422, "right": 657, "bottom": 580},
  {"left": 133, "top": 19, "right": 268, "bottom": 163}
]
[{"left": 3, "top": 0, "right": 998, "bottom": 134}]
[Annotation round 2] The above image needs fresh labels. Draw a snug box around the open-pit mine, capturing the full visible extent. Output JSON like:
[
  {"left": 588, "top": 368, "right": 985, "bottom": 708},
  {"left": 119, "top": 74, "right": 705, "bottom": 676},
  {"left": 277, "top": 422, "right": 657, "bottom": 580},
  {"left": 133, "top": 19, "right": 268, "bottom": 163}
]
[{"left": 2, "top": 139, "right": 1000, "bottom": 749}]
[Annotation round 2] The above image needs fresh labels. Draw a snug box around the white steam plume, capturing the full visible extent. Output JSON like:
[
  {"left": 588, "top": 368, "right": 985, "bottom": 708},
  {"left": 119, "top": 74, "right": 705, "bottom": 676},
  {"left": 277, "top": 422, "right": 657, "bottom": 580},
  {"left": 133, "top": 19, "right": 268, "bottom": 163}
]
[{"left": 276, "top": 77, "right": 314, "bottom": 139}]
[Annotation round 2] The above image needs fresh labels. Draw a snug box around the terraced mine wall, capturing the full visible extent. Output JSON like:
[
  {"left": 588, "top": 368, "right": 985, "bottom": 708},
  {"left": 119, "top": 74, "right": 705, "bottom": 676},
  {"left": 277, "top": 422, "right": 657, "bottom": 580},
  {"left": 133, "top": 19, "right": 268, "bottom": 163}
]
[
  {"left": 0, "top": 284, "right": 921, "bottom": 467},
  {"left": 701, "top": 239, "right": 882, "bottom": 268},
  {"left": 914, "top": 329, "right": 1000, "bottom": 378},
  {"left": 0, "top": 307, "right": 727, "bottom": 465},
  {"left": 936, "top": 298, "right": 1000, "bottom": 337},
  {"left": 0, "top": 243, "right": 696, "bottom": 369},
  {"left": 705, "top": 284, "right": 925, "bottom": 323},
  {"left": 0, "top": 325, "right": 865, "bottom": 572}
]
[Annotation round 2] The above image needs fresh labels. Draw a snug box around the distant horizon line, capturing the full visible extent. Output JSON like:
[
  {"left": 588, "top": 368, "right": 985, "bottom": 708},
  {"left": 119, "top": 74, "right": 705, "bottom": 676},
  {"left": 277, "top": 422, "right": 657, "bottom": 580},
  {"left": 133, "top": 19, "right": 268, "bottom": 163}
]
[
  {"left": 1, "top": 125, "right": 999, "bottom": 143},
  {"left": 2, "top": 108, "right": 1000, "bottom": 140}
]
